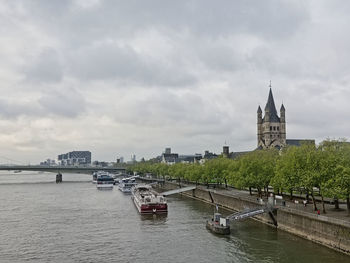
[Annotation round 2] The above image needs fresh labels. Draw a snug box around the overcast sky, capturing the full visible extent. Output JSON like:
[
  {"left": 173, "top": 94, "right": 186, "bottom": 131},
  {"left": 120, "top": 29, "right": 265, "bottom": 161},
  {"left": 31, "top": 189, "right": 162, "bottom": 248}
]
[{"left": 1, "top": 0, "right": 350, "bottom": 164}]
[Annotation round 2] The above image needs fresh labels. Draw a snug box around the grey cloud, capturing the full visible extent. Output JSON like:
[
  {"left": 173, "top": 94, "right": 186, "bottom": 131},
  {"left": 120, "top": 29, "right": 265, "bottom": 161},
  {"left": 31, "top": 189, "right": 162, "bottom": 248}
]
[
  {"left": 0, "top": 88, "right": 86, "bottom": 119},
  {"left": 196, "top": 43, "right": 242, "bottom": 72},
  {"left": 68, "top": 43, "right": 196, "bottom": 86},
  {"left": 1, "top": 1, "right": 350, "bottom": 163},
  {"left": 0, "top": 100, "right": 40, "bottom": 119},
  {"left": 38, "top": 89, "right": 86, "bottom": 118},
  {"left": 13, "top": 0, "right": 311, "bottom": 88},
  {"left": 113, "top": 89, "right": 231, "bottom": 137},
  {"left": 22, "top": 48, "right": 63, "bottom": 84},
  {"left": 20, "top": 0, "right": 309, "bottom": 43}
]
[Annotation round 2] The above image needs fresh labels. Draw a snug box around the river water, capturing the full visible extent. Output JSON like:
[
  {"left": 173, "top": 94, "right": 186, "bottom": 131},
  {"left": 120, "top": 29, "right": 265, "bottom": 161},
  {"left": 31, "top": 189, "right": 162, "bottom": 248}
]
[{"left": 0, "top": 171, "right": 348, "bottom": 263}]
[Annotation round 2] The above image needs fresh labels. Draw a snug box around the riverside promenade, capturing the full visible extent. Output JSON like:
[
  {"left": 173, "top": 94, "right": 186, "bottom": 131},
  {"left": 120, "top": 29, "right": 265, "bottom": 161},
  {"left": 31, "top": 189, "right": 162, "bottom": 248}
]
[
  {"left": 143, "top": 177, "right": 350, "bottom": 221},
  {"left": 215, "top": 186, "right": 350, "bottom": 221},
  {"left": 143, "top": 177, "right": 350, "bottom": 255}
]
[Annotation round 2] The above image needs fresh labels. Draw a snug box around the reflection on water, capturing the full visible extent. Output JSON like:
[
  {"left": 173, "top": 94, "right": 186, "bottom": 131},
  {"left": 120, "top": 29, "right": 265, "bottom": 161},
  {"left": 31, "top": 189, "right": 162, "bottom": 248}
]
[
  {"left": 0, "top": 171, "right": 348, "bottom": 263},
  {"left": 140, "top": 214, "right": 168, "bottom": 223},
  {"left": 0, "top": 170, "right": 91, "bottom": 184}
]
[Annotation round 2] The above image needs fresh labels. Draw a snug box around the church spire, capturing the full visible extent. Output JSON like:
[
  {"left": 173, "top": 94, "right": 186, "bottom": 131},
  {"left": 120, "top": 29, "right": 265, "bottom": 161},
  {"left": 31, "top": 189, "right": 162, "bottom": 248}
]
[
  {"left": 280, "top": 103, "right": 285, "bottom": 111},
  {"left": 264, "top": 87, "right": 280, "bottom": 122},
  {"left": 257, "top": 105, "right": 262, "bottom": 113}
]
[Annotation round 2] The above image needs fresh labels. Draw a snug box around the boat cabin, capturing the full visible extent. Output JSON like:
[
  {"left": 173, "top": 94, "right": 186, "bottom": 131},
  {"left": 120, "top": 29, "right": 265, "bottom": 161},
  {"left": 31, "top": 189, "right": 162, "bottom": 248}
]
[{"left": 213, "top": 213, "right": 229, "bottom": 227}]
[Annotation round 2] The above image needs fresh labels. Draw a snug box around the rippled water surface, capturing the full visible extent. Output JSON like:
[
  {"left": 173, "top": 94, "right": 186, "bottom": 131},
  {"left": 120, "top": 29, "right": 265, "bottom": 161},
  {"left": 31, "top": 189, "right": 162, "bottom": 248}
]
[{"left": 0, "top": 171, "right": 348, "bottom": 262}]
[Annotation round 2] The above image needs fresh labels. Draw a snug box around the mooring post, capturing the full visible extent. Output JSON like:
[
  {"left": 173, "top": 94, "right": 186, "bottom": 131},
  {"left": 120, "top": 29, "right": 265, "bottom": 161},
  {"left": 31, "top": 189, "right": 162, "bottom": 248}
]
[
  {"left": 208, "top": 191, "right": 214, "bottom": 203},
  {"left": 56, "top": 172, "right": 62, "bottom": 183}
]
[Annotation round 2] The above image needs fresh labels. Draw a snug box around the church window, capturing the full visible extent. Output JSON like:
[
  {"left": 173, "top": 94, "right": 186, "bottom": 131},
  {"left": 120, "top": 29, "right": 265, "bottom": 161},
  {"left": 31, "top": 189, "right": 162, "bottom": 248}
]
[
  {"left": 273, "top": 126, "right": 276, "bottom": 131},
  {"left": 277, "top": 126, "right": 280, "bottom": 131},
  {"left": 270, "top": 126, "right": 272, "bottom": 131}
]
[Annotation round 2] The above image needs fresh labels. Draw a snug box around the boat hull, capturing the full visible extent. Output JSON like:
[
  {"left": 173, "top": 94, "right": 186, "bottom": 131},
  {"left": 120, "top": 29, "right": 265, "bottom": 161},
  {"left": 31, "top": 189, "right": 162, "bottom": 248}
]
[
  {"left": 118, "top": 186, "right": 132, "bottom": 193},
  {"left": 132, "top": 196, "right": 168, "bottom": 214},
  {"left": 96, "top": 184, "right": 114, "bottom": 190},
  {"left": 206, "top": 221, "right": 230, "bottom": 235}
]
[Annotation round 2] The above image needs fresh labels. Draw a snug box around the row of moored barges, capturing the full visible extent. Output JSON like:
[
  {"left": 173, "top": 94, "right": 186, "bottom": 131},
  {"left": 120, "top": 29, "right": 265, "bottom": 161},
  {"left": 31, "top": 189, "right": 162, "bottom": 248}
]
[{"left": 91, "top": 171, "right": 168, "bottom": 214}]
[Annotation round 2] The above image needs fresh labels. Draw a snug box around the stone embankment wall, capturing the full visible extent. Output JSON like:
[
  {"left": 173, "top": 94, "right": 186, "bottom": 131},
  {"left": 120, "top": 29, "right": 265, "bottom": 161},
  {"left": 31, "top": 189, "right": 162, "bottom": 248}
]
[
  {"left": 156, "top": 181, "right": 350, "bottom": 255},
  {"left": 277, "top": 207, "right": 350, "bottom": 254}
]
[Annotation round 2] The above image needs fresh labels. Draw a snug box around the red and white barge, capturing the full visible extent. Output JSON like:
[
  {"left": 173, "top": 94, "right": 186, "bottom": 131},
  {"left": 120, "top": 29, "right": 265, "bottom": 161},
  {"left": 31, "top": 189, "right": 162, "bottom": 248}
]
[{"left": 131, "top": 184, "right": 168, "bottom": 214}]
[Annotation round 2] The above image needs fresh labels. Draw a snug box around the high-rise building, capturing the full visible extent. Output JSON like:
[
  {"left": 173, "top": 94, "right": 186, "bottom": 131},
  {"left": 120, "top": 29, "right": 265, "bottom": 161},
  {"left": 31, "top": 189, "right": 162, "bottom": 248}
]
[
  {"left": 58, "top": 151, "right": 91, "bottom": 166},
  {"left": 165, "top": 148, "right": 171, "bottom": 154}
]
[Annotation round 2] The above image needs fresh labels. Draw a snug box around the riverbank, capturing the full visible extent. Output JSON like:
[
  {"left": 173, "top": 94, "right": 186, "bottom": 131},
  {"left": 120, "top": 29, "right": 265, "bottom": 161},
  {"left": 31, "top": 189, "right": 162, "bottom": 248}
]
[{"left": 154, "top": 181, "right": 350, "bottom": 256}]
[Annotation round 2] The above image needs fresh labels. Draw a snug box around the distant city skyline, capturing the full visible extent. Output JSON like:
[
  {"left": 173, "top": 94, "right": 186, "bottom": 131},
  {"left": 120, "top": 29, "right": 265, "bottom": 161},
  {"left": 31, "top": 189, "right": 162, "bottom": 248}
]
[{"left": 1, "top": 1, "right": 350, "bottom": 163}]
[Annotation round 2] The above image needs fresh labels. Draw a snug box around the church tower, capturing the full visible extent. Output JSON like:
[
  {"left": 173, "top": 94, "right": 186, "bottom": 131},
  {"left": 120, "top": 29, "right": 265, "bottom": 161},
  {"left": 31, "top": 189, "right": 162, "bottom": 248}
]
[{"left": 257, "top": 85, "right": 286, "bottom": 149}]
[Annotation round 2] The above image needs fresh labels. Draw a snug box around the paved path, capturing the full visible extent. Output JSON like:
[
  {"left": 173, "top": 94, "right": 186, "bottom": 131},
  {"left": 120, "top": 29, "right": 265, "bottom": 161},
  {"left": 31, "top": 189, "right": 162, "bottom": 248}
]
[{"left": 195, "top": 184, "right": 350, "bottom": 223}]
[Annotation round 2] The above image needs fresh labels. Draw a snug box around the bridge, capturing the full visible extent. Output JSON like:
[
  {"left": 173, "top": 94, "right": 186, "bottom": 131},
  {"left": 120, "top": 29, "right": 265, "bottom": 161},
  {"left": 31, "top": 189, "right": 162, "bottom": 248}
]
[
  {"left": 227, "top": 208, "right": 265, "bottom": 221},
  {"left": 226, "top": 206, "right": 278, "bottom": 226},
  {"left": 0, "top": 165, "right": 126, "bottom": 174},
  {"left": 160, "top": 186, "right": 197, "bottom": 196}
]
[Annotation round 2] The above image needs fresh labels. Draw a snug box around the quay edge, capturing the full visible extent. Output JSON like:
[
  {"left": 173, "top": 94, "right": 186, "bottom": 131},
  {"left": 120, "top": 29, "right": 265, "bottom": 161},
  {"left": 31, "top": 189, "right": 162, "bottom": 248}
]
[{"left": 154, "top": 181, "right": 350, "bottom": 256}]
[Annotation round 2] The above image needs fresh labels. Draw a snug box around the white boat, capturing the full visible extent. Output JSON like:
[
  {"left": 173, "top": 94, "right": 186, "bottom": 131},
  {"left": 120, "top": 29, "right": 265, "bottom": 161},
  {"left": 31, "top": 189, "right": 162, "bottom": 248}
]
[
  {"left": 96, "top": 172, "right": 114, "bottom": 190},
  {"left": 131, "top": 184, "right": 167, "bottom": 214},
  {"left": 118, "top": 178, "right": 137, "bottom": 193}
]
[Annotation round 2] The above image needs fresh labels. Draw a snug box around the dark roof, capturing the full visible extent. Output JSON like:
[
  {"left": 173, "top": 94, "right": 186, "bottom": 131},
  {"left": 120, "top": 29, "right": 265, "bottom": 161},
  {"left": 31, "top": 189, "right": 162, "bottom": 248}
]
[
  {"left": 264, "top": 88, "right": 280, "bottom": 122},
  {"left": 257, "top": 106, "right": 262, "bottom": 113},
  {"left": 280, "top": 103, "right": 285, "bottom": 111},
  {"left": 163, "top": 153, "right": 178, "bottom": 158},
  {"left": 286, "top": 139, "right": 315, "bottom": 147},
  {"left": 204, "top": 152, "right": 218, "bottom": 159},
  {"left": 163, "top": 156, "right": 177, "bottom": 163}
]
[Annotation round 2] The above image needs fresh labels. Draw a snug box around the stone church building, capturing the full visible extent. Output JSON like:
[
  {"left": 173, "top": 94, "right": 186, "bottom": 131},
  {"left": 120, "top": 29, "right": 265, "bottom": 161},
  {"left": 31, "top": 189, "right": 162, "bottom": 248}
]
[{"left": 257, "top": 88, "right": 314, "bottom": 149}]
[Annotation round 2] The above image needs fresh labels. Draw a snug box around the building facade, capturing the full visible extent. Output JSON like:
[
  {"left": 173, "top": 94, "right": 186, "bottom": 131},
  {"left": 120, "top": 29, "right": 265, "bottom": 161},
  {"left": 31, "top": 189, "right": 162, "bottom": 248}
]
[
  {"left": 257, "top": 88, "right": 286, "bottom": 149},
  {"left": 58, "top": 151, "right": 91, "bottom": 166},
  {"left": 161, "top": 148, "right": 202, "bottom": 164}
]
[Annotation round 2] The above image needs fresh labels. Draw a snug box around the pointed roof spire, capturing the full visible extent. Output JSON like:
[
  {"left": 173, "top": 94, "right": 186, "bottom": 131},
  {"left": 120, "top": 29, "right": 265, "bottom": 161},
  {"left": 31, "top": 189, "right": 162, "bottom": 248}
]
[
  {"left": 280, "top": 103, "right": 285, "bottom": 111},
  {"left": 257, "top": 105, "right": 262, "bottom": 113},
  {"left": 264, "top": 86, "right": 280, "bottom": 122}
]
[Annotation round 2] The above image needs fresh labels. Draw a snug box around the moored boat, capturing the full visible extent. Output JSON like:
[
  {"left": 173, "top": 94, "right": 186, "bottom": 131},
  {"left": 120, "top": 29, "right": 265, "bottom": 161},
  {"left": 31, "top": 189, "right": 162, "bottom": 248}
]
[
  {"left": 131, "top": 184, "right": 167, "bottom": 214},
  {"left": 206, "top": 212, "right": 230, "bottom": 235},
  {"left": 96, "top": 172, "right": 114, "bottom": 190},
  {"left": 118, "top": 178, "right": 137, "bottom": 193}
]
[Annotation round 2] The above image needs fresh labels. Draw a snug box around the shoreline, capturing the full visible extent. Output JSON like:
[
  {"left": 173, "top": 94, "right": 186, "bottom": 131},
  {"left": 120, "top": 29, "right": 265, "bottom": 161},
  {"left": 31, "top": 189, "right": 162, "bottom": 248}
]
[{"left": 153, "top": 180, "right": 350, "bottom": 256}]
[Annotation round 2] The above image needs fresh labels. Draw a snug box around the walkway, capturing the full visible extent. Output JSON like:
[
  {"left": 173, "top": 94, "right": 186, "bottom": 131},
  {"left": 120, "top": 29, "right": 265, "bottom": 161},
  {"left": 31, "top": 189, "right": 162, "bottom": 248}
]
[{"left": 197, "top": 185, "right": 350, "bottom": 222}]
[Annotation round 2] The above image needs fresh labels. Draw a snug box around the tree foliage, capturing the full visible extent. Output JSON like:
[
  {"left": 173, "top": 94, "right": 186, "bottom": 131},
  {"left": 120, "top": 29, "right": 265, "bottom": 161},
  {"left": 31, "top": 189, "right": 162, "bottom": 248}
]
[{"left": 128, "top": 139, "right": 350, "bottom": 213}]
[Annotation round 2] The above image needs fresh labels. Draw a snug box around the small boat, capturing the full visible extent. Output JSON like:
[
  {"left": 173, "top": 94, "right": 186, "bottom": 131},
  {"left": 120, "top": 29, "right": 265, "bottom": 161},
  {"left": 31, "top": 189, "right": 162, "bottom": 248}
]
[
  {"left": 206, "top": 211, "right": 230, "bottom": 235},
  {"left": 131, "top": 184, "right": 167, "bottom": 214},
  {"left": 96, "top": 172, "right": 114, "bottom": 190},
  {"left": 118, "top": 178, "right": 137, "bottom": 193},
  {"left": 13, "top": 170, "right": 22, "bottom": 173}
]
